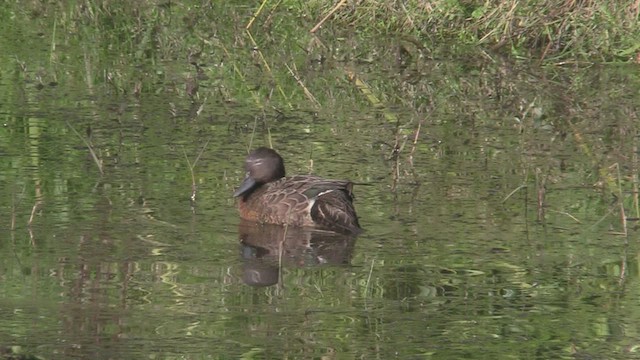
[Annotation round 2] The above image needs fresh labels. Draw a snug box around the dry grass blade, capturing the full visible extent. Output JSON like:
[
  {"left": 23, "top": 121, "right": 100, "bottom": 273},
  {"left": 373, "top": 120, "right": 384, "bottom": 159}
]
[
  {"left": 27, "top": 183, "right": 43, "bottom": 228},
  {"left": 310, "top": 0, "right": 348, "bottom": 33},
  {"left": 65, "top": 120, "right": 103, "bottom": 175},
  {"left": 633, "top": 139, "right": 640, "bottom": 219},
  {"left": 567, "top": 120, "right": 615, "bottom": 189},
  {"left": 278, "top": 224, "right": 288, "bottom": 287},
  {"left": 611, "top": 163, "right": 628, "bottom": 239},
  {"left": 285, "top": 63, "right": 320, "bottom": 108},
  {"left": 408, "top": 120, "right": 422, "bottom": 167},
  {"left": 183, "top": 138, "right": 211, "bottom": 203},
  {"left": 246, "top": 0, "right": 269, "bottom": 30},
  {"left": 502, "top": 184, "right": 528, "bottom": 203},
  {"left": 364, "top": 258, "right": 375, "bottom": 299},
  {"left": 11, "top": 193, "right": 16, "bottom": 231},
  {"left": 546, "top": 209, "right": 581, "bottom": 223},
  {"left": 215, "top": 42, "right": 263, "bottom": 107},
  {"left": 345, "top": 69, "right": 396, "bottom": 123},
  {"left": 244, "top": 30, "right": 292, "bottom": 109}
]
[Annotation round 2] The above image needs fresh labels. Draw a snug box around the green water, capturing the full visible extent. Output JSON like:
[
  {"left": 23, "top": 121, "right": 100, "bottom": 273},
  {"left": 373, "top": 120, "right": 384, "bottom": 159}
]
[{"left": 1, "top": 2, "right": 640, "bottom": 359}]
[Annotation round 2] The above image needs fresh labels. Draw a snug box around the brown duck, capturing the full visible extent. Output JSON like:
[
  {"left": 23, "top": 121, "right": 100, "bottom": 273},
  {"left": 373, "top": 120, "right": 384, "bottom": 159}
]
[{"left": 233, "top": 147, "right": 361, "bottom": 234}]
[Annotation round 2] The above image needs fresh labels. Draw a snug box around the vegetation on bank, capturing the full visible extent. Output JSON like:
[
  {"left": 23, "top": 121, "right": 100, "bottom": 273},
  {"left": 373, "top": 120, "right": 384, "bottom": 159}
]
[
  {"left": 6, "top": 0, "right": 640, "bottom": 64},
  {"left": 312, "top": 0, "right": 640, "bottom": 63}
]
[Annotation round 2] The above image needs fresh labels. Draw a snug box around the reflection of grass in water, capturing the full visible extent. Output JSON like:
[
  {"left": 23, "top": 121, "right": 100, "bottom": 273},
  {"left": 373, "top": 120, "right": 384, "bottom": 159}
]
[
  {"left": 1, "top": 345, "right": 44, "bottom": 360},
  {"left": 66, "top": 120, "right": 103, "bottom": 176},
  {"left": 182, "top": 139, "right": 210, "bottom": 204}
]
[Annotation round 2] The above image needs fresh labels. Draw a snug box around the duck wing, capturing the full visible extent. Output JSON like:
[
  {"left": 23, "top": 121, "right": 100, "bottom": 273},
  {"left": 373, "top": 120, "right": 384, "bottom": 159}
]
[
  {"left": 257, "top": 175, "right": 361, "bottom": 234},
  {"left": 303, "top": 179, "right": 361, "bottom": 234}
]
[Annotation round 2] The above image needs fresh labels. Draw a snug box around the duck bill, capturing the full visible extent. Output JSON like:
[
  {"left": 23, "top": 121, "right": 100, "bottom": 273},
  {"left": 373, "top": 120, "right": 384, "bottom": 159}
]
[{"left": 233, "top": 175, "right": 256, "bottom": 197}]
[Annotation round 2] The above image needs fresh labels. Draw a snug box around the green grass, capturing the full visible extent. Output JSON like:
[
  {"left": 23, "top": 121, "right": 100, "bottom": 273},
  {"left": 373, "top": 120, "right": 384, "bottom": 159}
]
[{"left": 6, "top": 0, "right": 639, "bottom": 64}]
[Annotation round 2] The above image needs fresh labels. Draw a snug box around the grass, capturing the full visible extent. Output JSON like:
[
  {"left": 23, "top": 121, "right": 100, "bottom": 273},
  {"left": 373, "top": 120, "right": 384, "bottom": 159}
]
[
  {"left": 8, "top": 0, "right": 640, "bottom": 64},
  {"left": 294, "top": 0, "right": 640, "bottom": 62}
]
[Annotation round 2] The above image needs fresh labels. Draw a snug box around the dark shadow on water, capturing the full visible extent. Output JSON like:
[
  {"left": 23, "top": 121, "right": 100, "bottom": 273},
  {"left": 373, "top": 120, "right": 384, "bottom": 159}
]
[{"left": 238, "top": 220, "right": 357, "bottom": 287}]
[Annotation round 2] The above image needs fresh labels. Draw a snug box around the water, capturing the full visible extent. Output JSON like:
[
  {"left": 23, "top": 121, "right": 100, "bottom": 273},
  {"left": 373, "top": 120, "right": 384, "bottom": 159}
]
[{"left": 2, "top": 6, "right": 640, "bottom": 360}]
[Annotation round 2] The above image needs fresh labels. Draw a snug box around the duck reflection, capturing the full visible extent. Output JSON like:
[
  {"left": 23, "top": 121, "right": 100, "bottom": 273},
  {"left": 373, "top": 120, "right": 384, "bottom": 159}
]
[{"left": 238, "top": 220, "right": 357, "bottom": 287}]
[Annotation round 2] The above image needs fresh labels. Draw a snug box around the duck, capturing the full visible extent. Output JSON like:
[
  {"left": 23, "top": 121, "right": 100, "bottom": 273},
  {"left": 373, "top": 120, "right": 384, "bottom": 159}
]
[{"left": 233, "top": 147, "right": 361, "bottom": 234}]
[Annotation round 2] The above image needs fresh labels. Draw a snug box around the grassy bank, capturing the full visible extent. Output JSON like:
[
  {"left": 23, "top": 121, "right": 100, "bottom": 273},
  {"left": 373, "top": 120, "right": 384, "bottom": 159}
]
[
  {"left": 6, "top": 0, "right": 639, "bottom": 64},
  {"left": 306, "top": 0, "right": 640, "bottom": 63}
]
